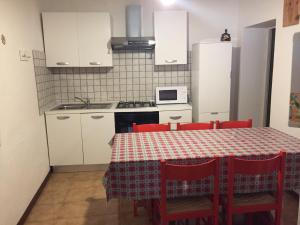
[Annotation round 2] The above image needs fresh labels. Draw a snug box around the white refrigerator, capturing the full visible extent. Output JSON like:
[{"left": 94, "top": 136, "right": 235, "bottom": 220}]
[{"left": 191, "top": 42, "right": 232, "bottom": 122}]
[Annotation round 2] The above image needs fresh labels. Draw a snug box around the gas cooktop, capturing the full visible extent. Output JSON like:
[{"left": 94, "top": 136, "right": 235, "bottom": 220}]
[{"left": 117, "top": 101, "right": 156, "bottom": 109}]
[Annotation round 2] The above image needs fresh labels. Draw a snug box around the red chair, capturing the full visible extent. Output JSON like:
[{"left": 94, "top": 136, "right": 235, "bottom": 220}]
[
  {"left": 215, "top": 119, "right": 252, "bottom": 129},
  {"left": 177, "top": 121, "right": 214, "bottom": 131},
  {"left": 153, "top": 158, "right": 220, "bottom": 225},
  {"left": 225, "top": 151, "right": 286, "bottom": 225},
  {"left": 132, "top": 122, "right": 171, "bottom": 217},
  {"left": 133, "top": 123, "right": 171, "bottom": 133}
]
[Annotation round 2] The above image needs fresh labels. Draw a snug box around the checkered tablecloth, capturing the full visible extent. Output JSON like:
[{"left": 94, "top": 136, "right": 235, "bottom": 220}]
[{"left": 104, "top": 128, "right": 300, "bottom": 200}]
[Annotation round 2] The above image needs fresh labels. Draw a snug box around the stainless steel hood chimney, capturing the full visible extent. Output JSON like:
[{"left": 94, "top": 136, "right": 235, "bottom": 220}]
[{"left": 111, "top": 5, "right": 155, "bottom": 51}]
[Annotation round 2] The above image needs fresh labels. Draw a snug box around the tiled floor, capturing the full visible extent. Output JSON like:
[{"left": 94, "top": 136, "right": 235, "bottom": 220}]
[{"left": 24, "top": 171, "right": 299, "bottom": 225}]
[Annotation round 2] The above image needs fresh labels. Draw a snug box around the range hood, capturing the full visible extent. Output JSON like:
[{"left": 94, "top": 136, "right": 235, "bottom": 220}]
[{"left": 111, "top": 5, "right": 155, "bottom": 51}]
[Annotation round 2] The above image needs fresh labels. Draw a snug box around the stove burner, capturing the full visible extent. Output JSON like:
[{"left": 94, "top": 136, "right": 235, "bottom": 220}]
[{"left": 117, "top": 101, "right": 156, "bottom": 109}]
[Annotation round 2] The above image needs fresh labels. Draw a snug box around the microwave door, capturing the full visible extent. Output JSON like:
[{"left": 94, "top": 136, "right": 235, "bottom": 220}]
[{"left": 159, "top": 90, "right": 178, "bottom": 101}]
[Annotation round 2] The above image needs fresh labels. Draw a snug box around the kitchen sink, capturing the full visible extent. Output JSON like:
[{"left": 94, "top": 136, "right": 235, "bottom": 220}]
[{"left": 51, "top": 103, "right": 113, "bottom": 111}]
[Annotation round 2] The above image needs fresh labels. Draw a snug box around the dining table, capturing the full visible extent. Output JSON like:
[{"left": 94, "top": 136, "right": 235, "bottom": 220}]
[{"left": 104, "top": 127, "right": 300, "bottom": 222}]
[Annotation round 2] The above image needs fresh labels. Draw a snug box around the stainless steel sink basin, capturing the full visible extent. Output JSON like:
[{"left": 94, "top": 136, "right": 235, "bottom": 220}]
[
  {"left": 51, "top": 103, "right": 113, "bottom": 111},
  {"left": 86, "top": 103, "right": 112, "bottom": 109}
]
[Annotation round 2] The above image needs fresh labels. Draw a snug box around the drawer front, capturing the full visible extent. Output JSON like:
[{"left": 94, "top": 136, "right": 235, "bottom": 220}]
[
  {"left": 197, "top": 112, "right": 229, "bottom": 123},
  {"left": 160, "top": 110, "right": 192, "bottom": 129}
]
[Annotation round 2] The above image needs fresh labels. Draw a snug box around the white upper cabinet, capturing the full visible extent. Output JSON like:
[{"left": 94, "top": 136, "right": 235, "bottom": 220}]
[
  {"left": 154, "top": 11, "right": 187, "bottom": 65},
  {"left": 77, "top": 13, "right": 112, "bottom": 67},
  {"left": 42, "top": 12, "right": 112, "bottom": 67},
  {"left": 42, "top": 12, "right": 79, "bottom": 67}
]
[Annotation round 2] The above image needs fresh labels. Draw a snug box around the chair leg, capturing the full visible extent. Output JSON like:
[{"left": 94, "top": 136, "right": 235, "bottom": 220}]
[
  {"left": 275, "top": 209, "right": 281, "bottom": 225},
  {"left": 227, "top": 211, "right": 232, "bottom": 225},
  {"left": 133, "top": 200, "right": 138, "bottom": 217},
  {"left": 246, "top": 213, "right": 253, "bottom": 225}
]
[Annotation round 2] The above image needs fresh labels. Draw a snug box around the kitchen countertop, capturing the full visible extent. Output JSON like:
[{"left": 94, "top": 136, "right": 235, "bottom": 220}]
[{"left": 45, "top": 102, "right": 192, "bottom": 115}]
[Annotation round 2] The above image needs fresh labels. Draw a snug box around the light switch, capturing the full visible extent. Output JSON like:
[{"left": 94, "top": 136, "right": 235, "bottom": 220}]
[{"left": 19, "top": 50, "right": 31, "bottom": 61}]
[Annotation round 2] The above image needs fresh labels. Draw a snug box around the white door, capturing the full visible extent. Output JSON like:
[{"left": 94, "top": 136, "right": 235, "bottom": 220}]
[
  {"left": 154, "top": 11, "right": 187, "bottom": 65},
  {"left": 46, "top": 114, "right": 83, "bottom": 165},
  {"left": 198, "top": 43, "right": 232, "bottom": 113},
  {"left": 81, "top": 113, "right": 115, "bottom": 164},
  {"left": 77, "top": 13, "right": 112, "bottom": 67},
  {"left": 42, "top": 12, "right": 79, "bottom": 67}
]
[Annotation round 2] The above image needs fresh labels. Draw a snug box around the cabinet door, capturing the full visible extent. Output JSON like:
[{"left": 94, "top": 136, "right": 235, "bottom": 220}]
[
  {"left": 198, "top": 43, "right": 232, "bottom": 113},
  {"left": 154, "top": 11, "right": 187, "bottom": 65},
  {"left": 42, "top": 12, "right": 79, "bottom": 67},
  {"left": 77, "top": 13, "right": 112, "bottom": 67},
  {"left": 81, "top": 113, "right": 115, "bottom": 164},
  {"left": 46, "top": 114, "right": 83, "bottom": 165},
  {"left": 160, "top": 110, "right": 192, "bottom": 130}
]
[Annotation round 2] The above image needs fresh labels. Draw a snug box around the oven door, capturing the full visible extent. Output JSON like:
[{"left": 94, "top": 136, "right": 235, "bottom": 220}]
[{"left": 114, "top": 112, "right": 159, "bottom": 133}]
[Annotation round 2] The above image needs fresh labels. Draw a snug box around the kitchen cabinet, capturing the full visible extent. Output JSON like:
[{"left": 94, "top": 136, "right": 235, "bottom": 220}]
[
  {"left": 81, "top": 113, "right": 115, "bottom": 164},
  {"left": 197, "top": 112, "right": 229, "bottom": 123},
  {"left": 46, "top": 112, "right": 115, "bottom": 166},
  {"left": 46, "top": 114, "right": 83, "bottom": 165},
  {"left": 160, "top": 109, "right": 192, "bottom": 130},
  {"left": 77, "top": 13, "right": 112, "bottom": 67},
  {"left": 42, "top": 12, "right": 112, "bottom": 67},
  {"left": 154, "top": 11, "right": 187, "bottom": 65},
  {"left": 192, "top": 42, "right": 232, "bottom": 123},
  {"left": 42, "top": 12, "right": 79, "bottom": 67}
]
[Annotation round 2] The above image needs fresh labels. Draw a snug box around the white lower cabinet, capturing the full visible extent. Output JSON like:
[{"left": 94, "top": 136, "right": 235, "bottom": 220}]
[
  {"left": 160, "top": 110, "right": 192, "bottom": 130},
  {"left": 81, "top": 113, "right": 115, "bottom": 164},
  {"left": 197, "top": 112, "right": 229, "bottom": 123},
  {"left": 46, "top": 112, "right": 115, "bottom": 166},
  {"left": 46, "top": 114, "right": 83, "bottom": 166}
]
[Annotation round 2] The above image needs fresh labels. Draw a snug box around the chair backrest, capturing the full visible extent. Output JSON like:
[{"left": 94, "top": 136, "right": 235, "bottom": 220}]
[
  {"left": 227, "top": 151, "right": 286, "bottom": 206},
  {"left": 133, "top": 123, "right": 171, "bottom": 133},
  {"left": 160, "top": 158, "right": 220, "bottom": 213},
  {"left": 177, "top": 121, "right": 214, "bottom": 131},
  {"left": 216, "top": 119, "right": 252, "bottom": 129}
]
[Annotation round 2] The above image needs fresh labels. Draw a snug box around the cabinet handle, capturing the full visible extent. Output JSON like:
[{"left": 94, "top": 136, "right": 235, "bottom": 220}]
[
  {"left": 211, "top": 112, "right": 219, "bottom": 115},
  {"left": 56, "top": 62, "right": 69, "bottom": 66},
  {"left": 89, "top": 62, "right": 101, "bottom": 66},
  {"left": 170, "top": 116, "right": 182, "bottom": 120},
  {"left": 91, "top": 115, "right": 104, "bottom": 120},
  {"left": 165, "top": 59, "right": 177, "bottom": 64},
  {"left": 57, "top": 116, "right": 70, "bottom": 120}
]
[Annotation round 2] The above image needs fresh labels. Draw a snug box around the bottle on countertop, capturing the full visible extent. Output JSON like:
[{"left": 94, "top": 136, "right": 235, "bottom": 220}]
[{"left": 221, "top": 29, "right": 231, "bottom": 42}]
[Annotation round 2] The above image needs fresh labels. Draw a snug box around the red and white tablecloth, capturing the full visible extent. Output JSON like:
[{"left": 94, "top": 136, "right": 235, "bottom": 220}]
[{"left": 104, "top": 128, "right": 300, "bottom": 200}]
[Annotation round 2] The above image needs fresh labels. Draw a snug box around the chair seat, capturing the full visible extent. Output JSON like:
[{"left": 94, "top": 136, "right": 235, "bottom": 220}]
[
  {"left": 229, "top": 192, "right": 276, "bottom": 207},
  {"left": 166, "top": 196, "right": 213, "bottom": 214}
]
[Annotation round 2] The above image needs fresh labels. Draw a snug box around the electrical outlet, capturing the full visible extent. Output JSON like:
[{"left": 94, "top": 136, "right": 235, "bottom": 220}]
[{"left": 19, "top": 50, "right": 31, "bottom": 61}]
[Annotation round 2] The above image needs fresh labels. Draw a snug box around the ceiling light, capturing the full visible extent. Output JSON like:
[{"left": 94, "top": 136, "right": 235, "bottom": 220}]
[{"left": 161, "top": 0, "right": 176, "bottom": 6}]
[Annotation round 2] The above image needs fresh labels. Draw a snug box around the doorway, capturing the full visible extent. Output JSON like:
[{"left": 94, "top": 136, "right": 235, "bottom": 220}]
[
  {"left": 238, "top": 20, "right": 276, "bottom": 127},
  {"left": 265, "top": 28, "right": 276, "bottom": 127}
]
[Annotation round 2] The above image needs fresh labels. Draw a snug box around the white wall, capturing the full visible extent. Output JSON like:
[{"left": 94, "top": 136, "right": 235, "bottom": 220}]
[
  {"left": 0, "top": 0, "right": 50, "bottom": 225},
  {"left": 40, "top": 0, "right": 240, "bottom": 49},
  {"left": 238, "top": 0, "right": 300, "bottom": 137},
  {"left": 238, "top": 28, "right": 270, "bottom": 127}
]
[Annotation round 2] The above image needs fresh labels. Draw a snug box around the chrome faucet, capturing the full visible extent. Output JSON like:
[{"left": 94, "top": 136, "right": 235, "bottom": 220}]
[{"left": 75, "top": 96, "right": 90, "bottom": 107}]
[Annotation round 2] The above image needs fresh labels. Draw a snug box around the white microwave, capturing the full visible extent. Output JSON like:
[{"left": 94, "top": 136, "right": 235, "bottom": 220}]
[{"left": 156, "top": 86, "right": 188, "bottom": 105}]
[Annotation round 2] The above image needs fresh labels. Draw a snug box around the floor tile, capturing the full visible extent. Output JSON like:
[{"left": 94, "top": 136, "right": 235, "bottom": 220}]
[{"left": 24, "top": 171, "right": 300, "bottom": 225}]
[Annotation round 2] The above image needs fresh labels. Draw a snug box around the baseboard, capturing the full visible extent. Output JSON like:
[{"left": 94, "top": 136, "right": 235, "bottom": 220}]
[
  {"left": 17, "top": 171, "right": 51, "bottom": 225},
  {"left": 52, "top": 164, "right": 109, "bottom": 173}
]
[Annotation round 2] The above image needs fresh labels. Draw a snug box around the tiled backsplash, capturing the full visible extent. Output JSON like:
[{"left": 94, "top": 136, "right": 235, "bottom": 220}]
[
  {"left": 32, "top": 50, "right": 56, "bottom": 114},
  {"left": 33, "top": 50, "right": 191, "bottom": 113},
  {"left": 52, "top": 51, "right": 191, "bottom": 104}
]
